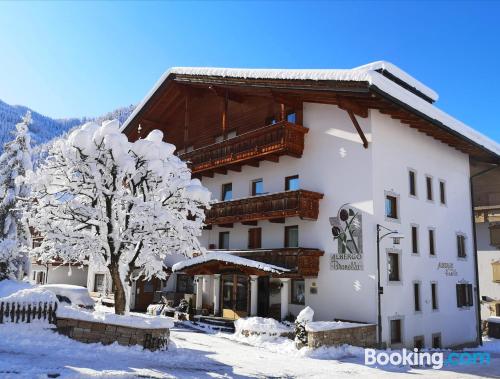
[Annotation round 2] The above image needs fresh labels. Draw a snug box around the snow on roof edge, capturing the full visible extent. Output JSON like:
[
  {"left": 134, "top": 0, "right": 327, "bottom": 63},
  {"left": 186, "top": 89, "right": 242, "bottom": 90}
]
[
  {"left": 120, "top": 62, "right": 500, "bottom": 160},
  {"left": 172, "top": 251, "right": 290, "bottom": 274}
]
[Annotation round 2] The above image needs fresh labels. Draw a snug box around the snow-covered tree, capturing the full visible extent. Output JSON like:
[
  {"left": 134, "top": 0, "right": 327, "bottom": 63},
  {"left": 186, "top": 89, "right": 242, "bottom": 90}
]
[
  {"left": 27, "top": 120, "right": 210, "bottom": 314},
  {"left": 0, "top": 111, "right": 33, "bottom": 280}
]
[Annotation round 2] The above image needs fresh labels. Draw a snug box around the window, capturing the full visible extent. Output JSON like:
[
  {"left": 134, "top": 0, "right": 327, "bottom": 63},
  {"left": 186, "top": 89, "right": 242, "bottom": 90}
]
[
  {"left": 429, "top": 229, "right": 436, "bottom": 256},
  {"left": 285, "top": 175, "right": 299, "bottom": 191},
  {"left": 432, "top": 333, "right": 442, "bottom": 349},
  {"left": 291, "top": 279, "right": 305, "bottom": 305},
  {"left": 176, "top": 274, "right": 194, "bottom": 293},
  {"left": 439, "top": 180, "right": 446, "bottom": 204},
  {"left": 34, "top": 271, "right": 45, "bottom": 285},
  {"left": 493, "top": 262, "right": 500, "bottom": 283},
  {"left": 385, "top": 195, "right": 398, "bottom": 219},
  {"left": 251, "top": 179, "right": 264, "bottom": 196},
  {"left": 390, "top": 319, "right": 402, "bottom": 345},
  {"left": 388, "top": 252, "right": 400, "bottom": 282},
  {"left": 426, "top": 176, "right": 433, "bottom": 201},
  {"left": 431, "top": 282, "right": 438, "bottom": 310},
  {"left": 411, "top": 225, "right": 419, "bottom": 254},
  {"left": 414, "top": 336, "right": 425, "bottom": 350},
  {"left": 219, "top": 231, "right": 230, "bottom": 249},
  {"left": 456, "top": 283, "right": 473, "bottom": 308},
  {"left": 409, "top": 170, "right": 417, "bottom": 196},
  {"left": 94, "top": 274, "right": 105, "bottom": 292},
  {"left": 457, "top": 234, "right": 466, "bottom": 258},
  {"left": 285, "top": 225, "right": 299, "bottom": 248},
  {"left": 287, "top": 112, "right": 296, "bottom": 123},
  {"left": 221, "top": 183, "right": 232, "bottom": 201},
  {"left": 489, "top": 224, "right": 500, "bottom": 246},
  {"left": 248, "top": 228, "right": 262, "bottom": 249},
  {"left": 413, "top": 282, "right": 421, "bottom": 312}
]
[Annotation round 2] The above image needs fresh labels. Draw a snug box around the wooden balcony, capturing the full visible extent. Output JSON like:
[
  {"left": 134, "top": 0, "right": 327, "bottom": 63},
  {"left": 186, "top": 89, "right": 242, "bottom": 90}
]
[
  {"left": 179, "top": 121, "right": 308, "bottom": 176},
  {"left": 206, "top": 189, "right": 324, "bottom": 225}
]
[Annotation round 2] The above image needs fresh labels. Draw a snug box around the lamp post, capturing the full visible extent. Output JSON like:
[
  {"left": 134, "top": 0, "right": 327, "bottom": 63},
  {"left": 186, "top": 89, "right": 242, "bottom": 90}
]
[{"left": 376, "top": 224, "right": 403, "bottom": 349}]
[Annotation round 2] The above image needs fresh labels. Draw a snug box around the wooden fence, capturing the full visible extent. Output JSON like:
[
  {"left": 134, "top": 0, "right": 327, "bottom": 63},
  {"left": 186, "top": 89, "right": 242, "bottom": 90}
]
[{"left": 0, "top": 301, "right": 58, "bottom": 324}]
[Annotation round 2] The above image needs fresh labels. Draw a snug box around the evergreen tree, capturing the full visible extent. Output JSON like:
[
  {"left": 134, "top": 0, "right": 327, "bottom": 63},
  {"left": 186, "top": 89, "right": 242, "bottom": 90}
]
[{"left": 0, "top": 111, "right": 33, "bottom": 280}]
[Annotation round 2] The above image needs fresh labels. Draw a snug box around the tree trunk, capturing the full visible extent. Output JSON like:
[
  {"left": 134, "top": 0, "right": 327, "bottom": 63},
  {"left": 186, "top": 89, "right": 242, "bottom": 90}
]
[{"left": 109, "top": 262, "right": 127, "bottom": 315}]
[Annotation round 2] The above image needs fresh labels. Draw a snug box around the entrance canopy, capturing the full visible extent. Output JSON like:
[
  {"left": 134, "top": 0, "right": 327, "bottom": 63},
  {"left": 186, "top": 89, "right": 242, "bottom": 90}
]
[
  {"left": 172, "top": 251, "right": 290, "bottom": 277},
  {"left": 172, "top": 248, "right": 324, "bottom": 278}
]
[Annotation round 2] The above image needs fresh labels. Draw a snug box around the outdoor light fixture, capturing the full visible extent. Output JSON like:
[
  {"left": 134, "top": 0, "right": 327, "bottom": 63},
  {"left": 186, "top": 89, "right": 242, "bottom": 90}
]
[{"left": 376, "top": 224, "right": 404, "bottom": 348}]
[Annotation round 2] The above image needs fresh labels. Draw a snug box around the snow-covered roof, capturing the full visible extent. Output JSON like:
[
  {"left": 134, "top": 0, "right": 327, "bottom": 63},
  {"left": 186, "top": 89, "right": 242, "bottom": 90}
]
[
  {"left": 121, "top": 61, "right": 500, "bottom": 159},
  {"left": 172, "top": 251, "right": 290, "bottom": 274}
]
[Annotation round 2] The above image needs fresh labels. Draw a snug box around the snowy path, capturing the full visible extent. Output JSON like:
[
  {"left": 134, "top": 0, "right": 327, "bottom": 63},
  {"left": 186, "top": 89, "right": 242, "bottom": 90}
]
[{"left": 0, "top": 324, "right": 498, "bottom": 378}]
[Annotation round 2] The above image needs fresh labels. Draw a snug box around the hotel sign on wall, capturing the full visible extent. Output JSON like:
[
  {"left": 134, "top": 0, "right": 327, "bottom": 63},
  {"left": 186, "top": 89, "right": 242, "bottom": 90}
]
[
  {"left": 330, "top": 204, "right": 363, "bottom": 271},
  {"left": 437, "top": 262, "right": 458, "bottom": 276}
]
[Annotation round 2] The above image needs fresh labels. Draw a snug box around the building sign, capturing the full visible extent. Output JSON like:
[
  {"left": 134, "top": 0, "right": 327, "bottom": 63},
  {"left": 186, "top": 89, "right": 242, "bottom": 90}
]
[
  {"left": 437, "top": 262, "right": 458, "bottom": 276},
  {"left": 330, "top": 204, "right": 363, "bottom": 271}
]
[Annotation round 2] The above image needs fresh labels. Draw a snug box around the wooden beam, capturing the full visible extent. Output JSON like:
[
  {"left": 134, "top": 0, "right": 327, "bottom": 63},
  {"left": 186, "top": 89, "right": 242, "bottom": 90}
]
[
  {"left": 247, "top": 161, "right": 260, "bottom": 168},
  {"left": 269, "top": 218, "right": 285, "bottom": 224},
  {"left": 184, "top": 94, "right": 189, "bottom": 149},
  {"left": 280, "top": 103, "right": 286, "bottom": 121},
  {"left": 213, "top": 168, "right": 228, "bottom": 175},
  {"left": 218, "top": 223, "right": 234, "bottom": 228},
  {"left": 221, "top": 91, "right": 228, "bottom": 138},
  {"left": 228, "top": 165, "right": 242, "bottom": 172},
  {"left": 338, "top": 97, "right": 369, "bottom": 118},
  {"left": 264, "top": 155, "right": 279, "bottom": 163},
  {"left": 242, "top": 221, "right": 258, "bottom": 226},
  {"left": 209, "top": 85, "right": 244, "bottom": 103},
  {"left": 346, "top": 109, "right": 369, "bottom": 149}
]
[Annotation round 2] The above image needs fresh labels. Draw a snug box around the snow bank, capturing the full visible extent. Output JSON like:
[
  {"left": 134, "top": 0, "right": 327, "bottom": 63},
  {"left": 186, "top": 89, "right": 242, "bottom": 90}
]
[
  {"left": 296, "top": 306, "right": 314, "bottom": 323},
  {"left": 41, "top": 284, "right": 95, "bottom": 307},
  {"left": 57, "top": 305, "right": 174, "bottom": 329},
  {"left": 488, "top": 316, "right": 500, "bottom": 324},
  {"left": 0, "top": 286, "right": 58, "bottom": 304},
  {"left": 235, "top": 317, "right": 292, "bottom": 334},
  {"left": 305, "top": 321, "right": 372, "bottom": 332},
  {"left": 0, "top": 279, "right": 32, "bottom": 298}
]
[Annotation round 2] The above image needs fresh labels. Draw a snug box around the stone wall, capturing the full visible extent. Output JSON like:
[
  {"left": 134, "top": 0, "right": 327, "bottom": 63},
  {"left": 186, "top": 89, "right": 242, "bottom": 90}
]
[
  {"left": 307, "top": 324, "right": 376, "bottom": 348},
  {"left": 56, "top": 317, "right": 170, "bottom": 351}
]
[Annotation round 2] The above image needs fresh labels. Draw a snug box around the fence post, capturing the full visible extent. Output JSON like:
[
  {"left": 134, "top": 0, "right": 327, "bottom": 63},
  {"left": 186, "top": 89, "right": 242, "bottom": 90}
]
[
  {"left": 27, "top": 303, "right": 31, "bottom": 323},
  {"left": 0, "top": 302, "right": 3, "bottom": 324}
]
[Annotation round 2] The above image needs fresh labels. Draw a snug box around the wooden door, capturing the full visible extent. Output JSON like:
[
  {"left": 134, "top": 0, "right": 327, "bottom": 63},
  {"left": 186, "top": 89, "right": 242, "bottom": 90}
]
[
  {"left": 221, "top": 274, "right": 249, "bottom": 319},
  {"left": 134, "top": 277, "right": 161, "bottom": 311}
]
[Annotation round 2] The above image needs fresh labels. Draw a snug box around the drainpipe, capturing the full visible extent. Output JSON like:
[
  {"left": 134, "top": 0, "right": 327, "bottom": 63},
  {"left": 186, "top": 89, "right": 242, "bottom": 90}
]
[
  {"left": 469, "top": 161, "right": 499, "bottom": 346},
  {"left": 376, "top": 225, "right": 382, "bottom": 348}
]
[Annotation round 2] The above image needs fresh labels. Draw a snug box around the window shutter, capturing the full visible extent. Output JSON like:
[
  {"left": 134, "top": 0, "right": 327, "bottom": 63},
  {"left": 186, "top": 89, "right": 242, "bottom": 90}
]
[{"left": 467, "top": 284, "right": 473, "bottom": 307}]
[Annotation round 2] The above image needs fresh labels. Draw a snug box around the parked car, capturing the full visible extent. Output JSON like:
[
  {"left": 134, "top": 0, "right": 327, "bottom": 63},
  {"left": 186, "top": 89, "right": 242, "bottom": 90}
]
[{"left": 40, "top": 284, "right": 95, "bottom": 310}]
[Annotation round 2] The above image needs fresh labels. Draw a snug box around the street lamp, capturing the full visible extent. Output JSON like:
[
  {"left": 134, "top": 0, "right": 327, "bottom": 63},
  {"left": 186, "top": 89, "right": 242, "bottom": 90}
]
[{"left": 376, "top": 224, "right": 404, "bottom": 349}]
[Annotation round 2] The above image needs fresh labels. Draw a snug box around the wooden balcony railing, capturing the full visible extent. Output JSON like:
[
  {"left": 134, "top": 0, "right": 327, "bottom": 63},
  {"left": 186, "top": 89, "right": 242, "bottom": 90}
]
[
  {"left": 205, "top": 189, "right": 324, "bottom": 225},
  {"left": 179, "top": 121, "right": 308, "bottom": 176}
]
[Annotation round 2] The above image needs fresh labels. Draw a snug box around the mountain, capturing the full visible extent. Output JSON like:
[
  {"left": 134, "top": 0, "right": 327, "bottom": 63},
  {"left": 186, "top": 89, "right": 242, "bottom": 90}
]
[{"left": 0, "top": 99, "right": 135, "bottom": 153}]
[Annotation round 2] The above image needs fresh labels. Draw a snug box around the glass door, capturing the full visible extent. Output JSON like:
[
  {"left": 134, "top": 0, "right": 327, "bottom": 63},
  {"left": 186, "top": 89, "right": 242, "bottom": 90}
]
[{"left": 221, "top": 273, "right": 249, "bottom": 319}]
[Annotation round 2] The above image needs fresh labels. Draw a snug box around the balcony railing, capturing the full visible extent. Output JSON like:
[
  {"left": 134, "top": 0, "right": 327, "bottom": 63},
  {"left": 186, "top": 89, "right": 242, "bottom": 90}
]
[
  {"left": 205, "top": 189, "right": 324, "bottom": 225},
  {"left": 179, "top": 121, "right": 308, "bottom": 176}
]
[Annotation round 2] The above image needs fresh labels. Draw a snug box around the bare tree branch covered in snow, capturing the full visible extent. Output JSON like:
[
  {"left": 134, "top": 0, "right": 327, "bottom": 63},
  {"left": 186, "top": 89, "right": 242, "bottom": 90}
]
[
  {"left": 27, "top": 120, "right": 210, "bottom": 314},
  {"left": 0, "top": 111, "right": 33, "bottom": 280}
]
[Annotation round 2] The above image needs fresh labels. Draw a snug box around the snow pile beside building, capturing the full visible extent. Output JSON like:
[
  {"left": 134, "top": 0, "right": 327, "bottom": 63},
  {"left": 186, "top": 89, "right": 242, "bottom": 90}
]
[
  {"left": 57, "top": 304, "right": 174, "bottom": 329},
  {"left": 40, "top": 284, "right": 95, "bottom": 308},
  {"left": 0, "top": 286, "right": 58, "bottom": 304},
  {"left": 235, "top": 317, "right": 293, "bottom": 335},
  {"left": 305, "top": 321, "right": 370, "bottom": 332}
]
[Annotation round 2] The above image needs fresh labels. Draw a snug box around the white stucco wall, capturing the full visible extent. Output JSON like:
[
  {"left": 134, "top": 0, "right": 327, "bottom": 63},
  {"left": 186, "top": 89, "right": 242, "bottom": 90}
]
[
  {"left": 371, "top": 109, "right": 477, "bottom": 348},
  {"left": 30, "top": 263, "right": 88, "bottom": 287}
]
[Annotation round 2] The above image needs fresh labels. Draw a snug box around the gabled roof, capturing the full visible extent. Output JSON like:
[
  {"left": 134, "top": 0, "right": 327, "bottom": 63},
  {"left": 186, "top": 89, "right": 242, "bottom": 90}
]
[{"left": 122, "top": 61, "right": 500, "bottom": 162}]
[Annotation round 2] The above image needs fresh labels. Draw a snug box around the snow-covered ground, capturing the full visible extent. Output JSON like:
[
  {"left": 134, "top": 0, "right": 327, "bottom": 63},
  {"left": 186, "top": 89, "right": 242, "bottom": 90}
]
[{"left": 0, "top": 322, "right": 498, "bottom": 378}]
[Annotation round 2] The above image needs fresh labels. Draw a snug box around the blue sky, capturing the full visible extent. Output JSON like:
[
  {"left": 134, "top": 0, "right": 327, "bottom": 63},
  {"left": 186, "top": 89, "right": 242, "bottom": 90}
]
[{"left": 0, "top": 1, "right": 498, "bottom": 142}]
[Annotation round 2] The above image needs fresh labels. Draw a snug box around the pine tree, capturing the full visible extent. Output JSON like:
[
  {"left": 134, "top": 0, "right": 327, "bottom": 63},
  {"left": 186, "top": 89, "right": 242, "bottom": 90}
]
[{"left": 0, "top": 111, "right": 33, "bottom": 280}]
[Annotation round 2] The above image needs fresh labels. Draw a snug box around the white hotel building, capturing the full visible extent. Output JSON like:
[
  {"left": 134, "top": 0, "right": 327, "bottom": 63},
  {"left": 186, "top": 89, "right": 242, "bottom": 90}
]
[{"left": 103, "top": 61, "right": 499, "bottom": 349}]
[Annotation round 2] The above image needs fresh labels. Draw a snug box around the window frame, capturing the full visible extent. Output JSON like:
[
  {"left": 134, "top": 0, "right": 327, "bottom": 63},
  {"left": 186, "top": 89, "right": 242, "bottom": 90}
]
[
  {"left": 221, "top": 183, "right": 233, "bottom": 201},
  {"left": 285, "top": 175, "right": 299, "bottom": 191},
  {"left": 414, "top": 335, "right": 425, "bottom": 350},
  {"left": 251, "top": 178, "right": 264, "bottom": 196},
  {"left": 428, "top": 227, "right": 436, "bottom": 257},
  {"left": 384, "top": 191, "right": 400, "bottom": 222},
  {"left": 248, "top": 227, "right": 262, "bottom": 249},
  {"left": 431, "top": 281, "right": 439, "bottom": 310},
  {"left": 457, "top": 233, "right": 467, "bottom": 259},
  {"left": 432, "top": 333, "right": 442, "bottom": 349},
  {"left": 456, "top": 282, "right": 473, "bottom": 308},
  {"left": 413, "top": 281, "right": 421, "bottom": 313},
  {"left": 408, "top": 169, "right": 417, "bottom": 198},
  {"left": 389, "top": 317, "right": 403, "bottom": 346},
  {"left": 410, "top": 224, "right": 419, "bottom": 255},
  {"left": 284, "top": 225, "right": 299, "bottom": 248},
  {"left": 291, "top": 279, "right": 306, "bottom": 305},
  {"left": 439, "top": 179, "right": 446, "bottom": 205},
  {"left": 218, "top": 231, "right": 230, "bottom": 249},
  {"left": 387, "top": 250, "right": 401, "bottom": 283},
  {"left": 425, "top": 175, "right": 434, "bottom": 202},
  {"left": 93, "top": 273, "right": 105, "bottom": 292},
  {"left": 176, "top": 274, "right": 195, "bottom": 294}
]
